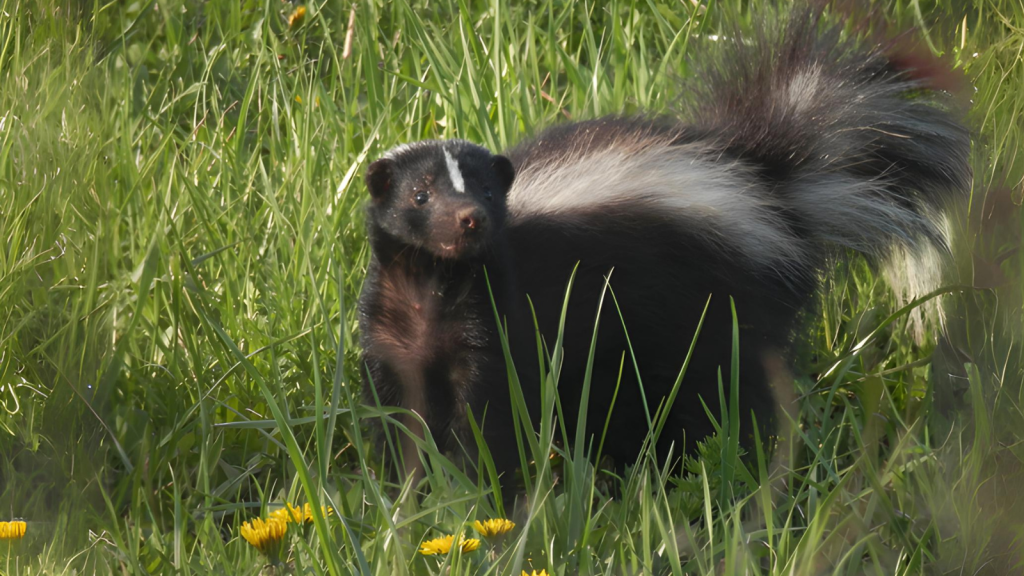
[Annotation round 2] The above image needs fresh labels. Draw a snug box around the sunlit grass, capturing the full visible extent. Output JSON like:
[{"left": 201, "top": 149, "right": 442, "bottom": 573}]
[{"left": 0, "top": 0, "right": 1021, "bottom": 574}]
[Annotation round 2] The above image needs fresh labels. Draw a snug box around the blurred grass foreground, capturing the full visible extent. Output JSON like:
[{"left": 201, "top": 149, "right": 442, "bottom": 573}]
[{"left": 1, "top": 0, "right": 1023, "bottom": 574}]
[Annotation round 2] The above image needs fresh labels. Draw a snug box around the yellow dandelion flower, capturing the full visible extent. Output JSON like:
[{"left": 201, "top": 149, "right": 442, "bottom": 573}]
[
  {"left": 461, "top": 537, "right": 481, "bottom": 552},
  {"left": 419, "top": 534, "right": 455, "bottom": 555},
  {"left": 270, "top": 503, "right": 305, "bottom": 524},
  {"left": 294, "top": 502, "right": 334, "bottom": 523},
  {"left": 294, "top": 95, "right": 322, "bottom": 106},
  {"left": 301, "top": 502, "right": 334, "bottom": 522},
  {"left": 473, "top": 518, "right": 515, "bottom": 538},
  {"left": 287, "top": 5, "right": 306, "bottom": 28},
  {"left": 240, "top": 517, "right": 287, "bottom": 554},
  {"left": 0, "top": 521, "right": 26, "bottom": 540},
  {"left": 271, "top": 502, "right": 335, "bottom": 524},
  {"left": 522, "top": 571, "right": 549, "bottom": 576},
  {"left": 418, "top": 534, "right": 481, "bottom": 555}
]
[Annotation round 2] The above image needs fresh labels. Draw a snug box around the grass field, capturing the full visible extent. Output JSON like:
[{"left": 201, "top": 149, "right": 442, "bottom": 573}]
[{"left": 1, "top": 0, "right": 1023, "bottom": 574}]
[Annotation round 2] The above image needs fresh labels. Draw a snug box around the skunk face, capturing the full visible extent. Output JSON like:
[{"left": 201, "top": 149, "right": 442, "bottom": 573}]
[{"left": 365, "top": 140, "right": 515, "bottom": 260}]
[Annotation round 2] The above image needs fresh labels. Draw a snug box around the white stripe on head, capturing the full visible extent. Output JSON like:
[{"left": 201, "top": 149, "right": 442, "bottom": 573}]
[{"left": 443, "top": 147, "right": 466, "bottom": 193}]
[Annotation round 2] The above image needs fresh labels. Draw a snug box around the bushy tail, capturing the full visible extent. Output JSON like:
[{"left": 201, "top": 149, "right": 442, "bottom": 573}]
[{"left": 685, "top": 7, "right": 971, "bottom": 265}]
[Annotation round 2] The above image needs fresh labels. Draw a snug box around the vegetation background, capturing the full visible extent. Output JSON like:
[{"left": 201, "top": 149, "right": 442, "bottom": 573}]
[{"left": 1, "top": 0, "right": 1022, "bottom": 573}]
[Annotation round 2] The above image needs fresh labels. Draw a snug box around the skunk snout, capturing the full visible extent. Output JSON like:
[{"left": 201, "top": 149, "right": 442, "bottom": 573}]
[{"left": 457, "top": 208, "right": 487, "bottom": 233}]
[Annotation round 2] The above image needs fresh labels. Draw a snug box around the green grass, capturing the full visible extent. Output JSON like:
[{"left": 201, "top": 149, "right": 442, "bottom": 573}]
[{"left": 1, "top": 0, "right": 1022, "bottom": 574}]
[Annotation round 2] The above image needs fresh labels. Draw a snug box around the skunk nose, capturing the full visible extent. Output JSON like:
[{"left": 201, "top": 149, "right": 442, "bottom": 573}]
[{"left": 457, "top": 208, "right": 487, "bottom": 232}]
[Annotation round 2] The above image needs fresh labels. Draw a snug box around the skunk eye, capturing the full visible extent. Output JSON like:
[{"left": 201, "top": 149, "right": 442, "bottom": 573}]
[
  {"left": 414, "top": 191, "right": 430, "bottom": 205},
  {"left": 482, "top": 189, "right": 493, "bottom": 201}
]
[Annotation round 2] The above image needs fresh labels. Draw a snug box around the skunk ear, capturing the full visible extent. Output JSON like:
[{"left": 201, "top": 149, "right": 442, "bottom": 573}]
[
  {"left": 365, "top": 159, "right": 393, "bottom": 200},
  {"left": 491, "top": 155, "right": 515, "bottom": 196}
]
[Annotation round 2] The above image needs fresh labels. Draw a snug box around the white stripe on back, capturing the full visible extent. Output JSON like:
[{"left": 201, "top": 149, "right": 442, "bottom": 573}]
[{"left": 507, "top": 141, "right": 808, "bottom": 273}]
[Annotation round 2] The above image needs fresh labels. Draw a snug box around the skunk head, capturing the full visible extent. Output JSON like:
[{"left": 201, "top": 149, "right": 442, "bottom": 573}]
[{"left": 365, "top": 140, "right": 515, "bottom": 260}]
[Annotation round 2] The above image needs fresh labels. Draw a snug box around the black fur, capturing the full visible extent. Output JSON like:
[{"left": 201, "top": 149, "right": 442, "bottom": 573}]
[
  {"left": 359, "top": 140, "right": 522, "bottom": 481},
  {"left": 358, "top": 9, "right": 971, "bottom": 492}
]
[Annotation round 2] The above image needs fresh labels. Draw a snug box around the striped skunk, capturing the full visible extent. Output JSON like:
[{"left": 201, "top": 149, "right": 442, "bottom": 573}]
[{"left": 358, "top": 8, "right": 971, "bottom": 488}]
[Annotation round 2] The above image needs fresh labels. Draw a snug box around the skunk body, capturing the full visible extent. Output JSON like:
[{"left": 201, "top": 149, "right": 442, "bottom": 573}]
[
  {"left": 359, "top": 10, "right": 971, "bottom": 486},
  {"left": 359, "top": 141, "right": 521, "bottom": 480}
]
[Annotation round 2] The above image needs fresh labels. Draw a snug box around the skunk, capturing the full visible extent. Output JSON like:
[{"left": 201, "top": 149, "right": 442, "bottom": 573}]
[
  {"left": 359, "top": 141, "right": 521, "bottom": 481},
  {"left": 358, "top": 9, "right": 971, "bottom": 487}
]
